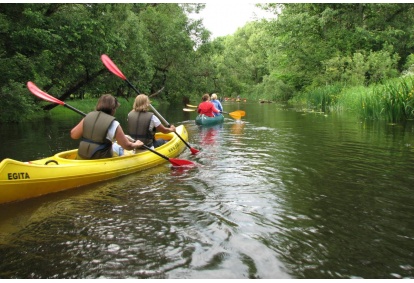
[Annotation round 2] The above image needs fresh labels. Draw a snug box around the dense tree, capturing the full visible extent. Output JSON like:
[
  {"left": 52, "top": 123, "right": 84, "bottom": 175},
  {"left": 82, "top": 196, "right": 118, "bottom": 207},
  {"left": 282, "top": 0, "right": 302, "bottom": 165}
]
[
  {"left": 263, "top": 3, "right": 414, "bottom": 92},
  {"left": 1, "top": 3, "right": 414, "bottom": 122},
  {"left": 0, "top": 3, "right": 206, "bottom": 122}
]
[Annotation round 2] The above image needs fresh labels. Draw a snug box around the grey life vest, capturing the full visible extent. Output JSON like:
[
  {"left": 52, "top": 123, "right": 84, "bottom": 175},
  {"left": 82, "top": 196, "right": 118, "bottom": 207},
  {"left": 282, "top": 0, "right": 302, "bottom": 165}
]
[
  {"left": 78, "top": 111, "right": 115, "bottom": 159},
  {"left": 127, "top": 111, "right": 156, "bottom": 146}
]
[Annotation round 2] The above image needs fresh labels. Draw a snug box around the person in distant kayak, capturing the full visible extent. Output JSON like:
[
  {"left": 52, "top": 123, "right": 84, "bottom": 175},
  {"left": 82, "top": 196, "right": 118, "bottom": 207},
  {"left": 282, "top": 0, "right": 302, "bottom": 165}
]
[
  {"left": 128, "top": 94, "right": 176, "bottom": 148},
  {"left": 210, "top": 93, "right": 223, "bottom": 116},
  {"left": 70, "top": 94, "right": 143, "bottom": 159},
  {"left": 198, "top": 93, "right": 220, "bottom": 117}
]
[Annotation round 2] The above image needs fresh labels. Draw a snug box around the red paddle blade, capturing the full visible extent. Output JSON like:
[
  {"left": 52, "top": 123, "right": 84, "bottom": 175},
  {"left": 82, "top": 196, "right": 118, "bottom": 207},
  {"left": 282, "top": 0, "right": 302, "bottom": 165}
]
[
  {"left": 190, "top": 147, "right": 200, "bottom": 155},
  {"left": 101, "top": 54, "right": 127, "bottom": 80},
  {"left": 27, "top": 81, "right": 64, "bottom": 105},
  {"left": 169, "top": 158, "right": 195, "bottom": 167}
]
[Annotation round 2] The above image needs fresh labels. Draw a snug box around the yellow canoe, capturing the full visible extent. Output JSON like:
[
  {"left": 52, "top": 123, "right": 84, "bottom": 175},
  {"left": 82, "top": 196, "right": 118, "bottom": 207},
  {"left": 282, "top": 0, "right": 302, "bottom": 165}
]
[{"left": 0, "top": 125, "right": 189, "bottom": 204}]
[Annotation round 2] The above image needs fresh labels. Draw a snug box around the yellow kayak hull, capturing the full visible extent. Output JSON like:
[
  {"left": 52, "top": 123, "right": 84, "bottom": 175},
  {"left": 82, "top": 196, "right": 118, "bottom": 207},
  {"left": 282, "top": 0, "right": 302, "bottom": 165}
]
[{"left": 0, "top": 125, "right": 189, "bottom": 204}]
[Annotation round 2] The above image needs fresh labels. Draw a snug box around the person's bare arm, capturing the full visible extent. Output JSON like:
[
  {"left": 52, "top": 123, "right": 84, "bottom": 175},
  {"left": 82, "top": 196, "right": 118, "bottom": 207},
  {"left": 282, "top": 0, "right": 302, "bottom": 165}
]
[
  {"left": 115, "top": 126, "right": 143, "bottom": 150},
  {"left": 70, "top": 119, "right": 84, "bottom": 139},
  {"left": 156, "top": 124, "right": 176, "bottom": 134},
  {"left": 212, "top": 105, "right": 220, "bottom": 113}
]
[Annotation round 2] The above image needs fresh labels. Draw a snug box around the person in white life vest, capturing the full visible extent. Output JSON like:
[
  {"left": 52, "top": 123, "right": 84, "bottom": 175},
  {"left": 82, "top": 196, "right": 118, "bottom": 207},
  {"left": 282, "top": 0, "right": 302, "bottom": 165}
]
[
  {"left": 70, "top": 94, "right": 143, "bottom": 159},
  {"left": 128, "top": 94, "right": 175, "bottom": 148}
]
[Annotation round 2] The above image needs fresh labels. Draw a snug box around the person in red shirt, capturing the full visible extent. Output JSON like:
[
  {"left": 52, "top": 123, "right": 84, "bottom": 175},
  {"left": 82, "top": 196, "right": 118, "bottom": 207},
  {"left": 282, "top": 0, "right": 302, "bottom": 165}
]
[{"left": 197, "top": 93, "right": 221, "bottom": 117}]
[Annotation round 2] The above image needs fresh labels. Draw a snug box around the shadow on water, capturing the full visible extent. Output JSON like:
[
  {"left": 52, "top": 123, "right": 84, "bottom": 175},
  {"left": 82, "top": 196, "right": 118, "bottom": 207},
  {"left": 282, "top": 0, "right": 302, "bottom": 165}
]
[{"left": 1, "top": 102, "right": 414, "bottom": 278}]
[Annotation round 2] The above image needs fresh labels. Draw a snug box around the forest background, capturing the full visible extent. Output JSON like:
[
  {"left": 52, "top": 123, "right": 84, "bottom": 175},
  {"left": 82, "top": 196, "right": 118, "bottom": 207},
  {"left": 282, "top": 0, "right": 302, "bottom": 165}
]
[{"left": 1, "top": 3, "right": 414, "bottom": 123}]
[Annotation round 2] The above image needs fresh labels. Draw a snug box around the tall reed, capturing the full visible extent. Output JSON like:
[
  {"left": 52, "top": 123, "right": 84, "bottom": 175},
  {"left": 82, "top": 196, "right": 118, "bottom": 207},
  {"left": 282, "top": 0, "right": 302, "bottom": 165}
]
[
  {"left": 359, "top": 87, "right": 383, "bottom": 120},
  {"left": 299, "top": 83, "right": 344, "bottom": 112},
  {"left": 298, "top": 76, "right": 414, "bottom": 122},
  {"left": 379, "top": 77, "right": 414, "bottom": 122}
]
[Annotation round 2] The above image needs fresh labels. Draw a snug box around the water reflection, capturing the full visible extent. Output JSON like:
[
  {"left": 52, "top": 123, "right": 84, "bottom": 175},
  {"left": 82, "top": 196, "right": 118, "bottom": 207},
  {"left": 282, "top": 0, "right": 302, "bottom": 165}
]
[
  {"left": 199, "top": 124, "right": 222, "bottom": 146},
  {"left": 230, "top": 120, "right": 245, "bottom": 135},
  {"left": 0, "top": 103, "right": 414, "bottom": 278}
]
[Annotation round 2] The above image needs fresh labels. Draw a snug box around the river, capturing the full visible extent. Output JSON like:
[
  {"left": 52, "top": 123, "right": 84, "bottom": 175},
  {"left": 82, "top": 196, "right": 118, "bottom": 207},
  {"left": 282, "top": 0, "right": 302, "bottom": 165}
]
[{"left": 0, "top": 101, "right": 413, "bottom": 279}]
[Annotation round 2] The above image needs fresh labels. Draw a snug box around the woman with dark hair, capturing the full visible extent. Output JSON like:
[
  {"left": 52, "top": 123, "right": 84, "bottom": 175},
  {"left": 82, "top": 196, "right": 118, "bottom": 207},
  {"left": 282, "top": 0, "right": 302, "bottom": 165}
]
[{"left": 70, "top": 94, "right": 143, "bottom": 159}]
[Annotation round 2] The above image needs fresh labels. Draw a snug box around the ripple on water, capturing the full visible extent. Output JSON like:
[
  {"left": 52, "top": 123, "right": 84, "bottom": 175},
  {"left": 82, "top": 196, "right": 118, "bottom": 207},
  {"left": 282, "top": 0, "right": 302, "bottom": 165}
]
[{"left": 1, "top": 111, "right": 414, "bottom": 279}]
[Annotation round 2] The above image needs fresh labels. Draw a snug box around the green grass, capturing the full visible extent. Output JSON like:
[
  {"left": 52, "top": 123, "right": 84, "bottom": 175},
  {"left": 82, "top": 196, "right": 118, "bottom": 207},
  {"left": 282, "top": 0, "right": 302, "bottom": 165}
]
[
  {"left": 296, "top": 75, "right": 414, "bottom": 122},
  {"left": 380, "top": 78, "right": 414, "bottom": 122}
]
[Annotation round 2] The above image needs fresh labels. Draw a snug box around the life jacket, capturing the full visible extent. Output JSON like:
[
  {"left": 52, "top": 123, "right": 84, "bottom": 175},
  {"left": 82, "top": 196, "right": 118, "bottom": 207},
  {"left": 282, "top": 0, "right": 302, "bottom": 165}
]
[
  {"left": 78, "top": 111, "right": 115, "bottom": 159},
  {"left": 127, "top": 111, "right": 156, "bottom": 147}
]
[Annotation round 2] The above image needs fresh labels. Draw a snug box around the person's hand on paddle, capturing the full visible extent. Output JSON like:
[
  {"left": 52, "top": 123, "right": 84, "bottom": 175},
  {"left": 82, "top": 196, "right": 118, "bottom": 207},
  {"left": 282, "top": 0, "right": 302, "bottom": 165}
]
[
  {"left": 168, "top": 125, "right": 176, "bottom": 133},
  {"left": 124, "top": 135, "right": 143, "bottom": 149},
  {"left": 131, "top": 139, "right": 144, "bottom": 149}
]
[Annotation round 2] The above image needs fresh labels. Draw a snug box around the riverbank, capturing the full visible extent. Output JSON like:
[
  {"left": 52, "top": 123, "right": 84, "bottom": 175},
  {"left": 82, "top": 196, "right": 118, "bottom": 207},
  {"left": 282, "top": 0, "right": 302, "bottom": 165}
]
[{"left": 292, "top": 74, "right": 414, "bottom": 123}]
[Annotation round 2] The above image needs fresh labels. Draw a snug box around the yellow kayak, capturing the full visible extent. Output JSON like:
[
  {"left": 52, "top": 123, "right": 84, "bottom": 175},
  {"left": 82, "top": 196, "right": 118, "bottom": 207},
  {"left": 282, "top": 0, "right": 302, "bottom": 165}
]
[{"left": 0, "top": 125, "right": 189, "bottom": 204}]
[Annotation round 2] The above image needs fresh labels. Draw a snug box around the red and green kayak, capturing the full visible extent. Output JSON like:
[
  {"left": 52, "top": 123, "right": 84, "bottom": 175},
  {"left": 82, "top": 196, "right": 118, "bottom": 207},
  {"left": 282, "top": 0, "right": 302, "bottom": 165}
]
[{"left": 195, "top": 114, "right": 225, "bottom": 126}]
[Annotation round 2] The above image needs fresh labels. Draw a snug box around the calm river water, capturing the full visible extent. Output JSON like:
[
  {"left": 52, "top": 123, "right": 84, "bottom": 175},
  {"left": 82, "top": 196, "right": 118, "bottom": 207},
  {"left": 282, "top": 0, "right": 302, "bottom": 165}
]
[{"left": 0, "top": 101, "right": 413, "bottom": 279}]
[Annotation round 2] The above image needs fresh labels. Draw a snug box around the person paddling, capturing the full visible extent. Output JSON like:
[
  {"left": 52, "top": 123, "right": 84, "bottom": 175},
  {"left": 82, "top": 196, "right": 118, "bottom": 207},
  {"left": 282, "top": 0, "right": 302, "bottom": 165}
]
[
  {"left": 210, "top": 93, "right": 223, "bottom": 116},
  {"left": 128, "top": 94, "right": 176, "bottom": 148},
  {"left": 197, "top": 93, "right": 220, "bottom": 117},
  {"left": 70, "top": 94, "right": 143, "bottom": 159}
]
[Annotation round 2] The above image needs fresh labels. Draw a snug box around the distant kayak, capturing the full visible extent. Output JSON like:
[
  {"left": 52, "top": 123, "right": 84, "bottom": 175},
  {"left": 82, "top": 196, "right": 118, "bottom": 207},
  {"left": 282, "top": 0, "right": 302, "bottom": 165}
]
[{"left": 195, "top": 114, "right": 224, "bottom": 126}]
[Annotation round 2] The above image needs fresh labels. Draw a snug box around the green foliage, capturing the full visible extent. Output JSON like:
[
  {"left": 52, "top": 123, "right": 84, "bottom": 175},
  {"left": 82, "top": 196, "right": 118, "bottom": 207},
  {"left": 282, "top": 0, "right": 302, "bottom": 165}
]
[
  {"left": 335, "top": 85, "right": 367, "bottom": 112},
  {"left": 299, "top": 76, "right": 414, "bottom": 122},
  {"left": 359, "top": 88, "right": 384, "bottom": 120},
  {"left": 253, "top": 73, "right": 294, "bottom": 102},
  {"left": 0, "top": 80, "right": 42, "bottom": 123},
  {"left": 321, "top": 49, "right": 400, "bottom": 86},
  {"left": 402, "top": 54, "right": 414, "bottom": 76},
  {"left": 260, "top": 3, "right": 414, "bottom": 94},
  {"left": 322, "top": 53, "right": 367, "bottom": 86},
  {"left": 207, "top": 21, "right": 271, "bottom": 98},
  {"left": 0, "top": 3, "right": 207, "bottom": 123},
  {"left": 2, "top": 3, "right": 414, "bottom": 124},
  {"left": 366, "top": 47, "right": 400, "bottom": 84},
  {"left": 296, "top": 83, "right": 344, "bottom": 112},
  {"left": 351, "top": 77, "right": 414, "bottom": 122},
  {"left": 379, "top": 77, "right": 414, "bottom": 122}
]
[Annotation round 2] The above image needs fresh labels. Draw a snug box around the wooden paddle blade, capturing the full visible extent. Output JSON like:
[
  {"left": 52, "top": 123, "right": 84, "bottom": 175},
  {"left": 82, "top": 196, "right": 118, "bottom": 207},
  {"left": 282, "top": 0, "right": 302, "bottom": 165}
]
[
  {"left": 186, "top": 104, "right": 198, "bottom": 108},
  {"left": 101, "top": 54, "right": 127, "bottom": 80},
  {"left": 27, "top": 81, "right": 64, "bottom": 105},
  {"left": 183, "top": 108, "right": 196, "bottom": 112},
  {"left": 169, "top": 158, "right": 195, "bottom": 167}
]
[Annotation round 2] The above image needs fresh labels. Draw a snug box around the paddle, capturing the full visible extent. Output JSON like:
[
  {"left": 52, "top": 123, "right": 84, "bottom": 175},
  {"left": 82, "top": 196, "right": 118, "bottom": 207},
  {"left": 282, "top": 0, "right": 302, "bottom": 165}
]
[
  {"left": 27, "top": 81, "right": 87, "bottom": 116},
  {"left": 183, "top": 108, "right": 243, "bottom": 120},
  {"left": 101, "top": 54, "right": 200, "bottom": 155},
  {"left": 236, "top": 110, "right": 246, "bottom": 117},
  {"left": 27, "top": 81, "right": 194, "bottom": 167},
  {"left": 141, "top": 145, "right": 194, "bottom": 167},
  {"left": 227, "top": 111, "right": 242, "bottom": 120}
]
